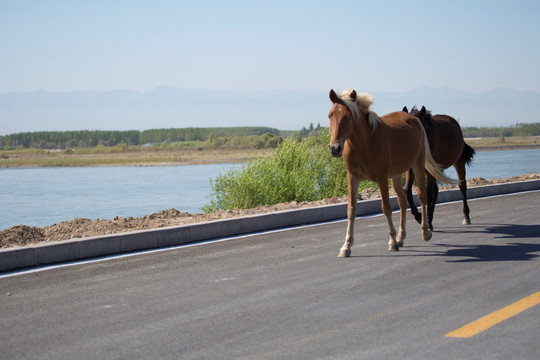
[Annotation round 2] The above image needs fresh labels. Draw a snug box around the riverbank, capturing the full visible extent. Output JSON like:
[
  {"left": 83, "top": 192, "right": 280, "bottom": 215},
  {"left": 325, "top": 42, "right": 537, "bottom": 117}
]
[
  {"left": 464, "top": 135, "right": 540, "bottom": 151},
  {"left": 0, "top": 148, "right": 275, "bottom": 168},
  {"left": 2, "top": 136, "right": 540, "bottom": 168},
  {"left": 1, "top": 173, "right": 539, "bottom": 249}
]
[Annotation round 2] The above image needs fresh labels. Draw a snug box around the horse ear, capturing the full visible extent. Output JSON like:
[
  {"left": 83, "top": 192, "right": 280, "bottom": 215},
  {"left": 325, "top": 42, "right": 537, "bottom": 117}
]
[
  {"left": 402, "top": 106, "right": 408, "bottom": 113},
  {"left": 349, "top": 90, "right": 357, "bottom": 102},
  {"left": 329, "top": 89, "right": 339, "bottom": 103},
  {"left": 420, "top": 106, "right": 427, "bottom": 117}
]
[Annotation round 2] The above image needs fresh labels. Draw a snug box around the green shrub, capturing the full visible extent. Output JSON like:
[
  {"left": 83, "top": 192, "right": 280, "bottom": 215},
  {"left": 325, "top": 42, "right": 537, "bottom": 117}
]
[{"left": 202, "top": 128, "right": 361, "bottom": 213}]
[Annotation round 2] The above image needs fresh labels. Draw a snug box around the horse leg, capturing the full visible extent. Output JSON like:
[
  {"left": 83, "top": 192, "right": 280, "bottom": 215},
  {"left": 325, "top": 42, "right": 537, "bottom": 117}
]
[
  {"left": 392, "top": 176, "right": 407, "bottom": 247},
  {"left": 338, "top": 174, "right": 360, "bottom": 258},
  {"left": 412, "top": 165, "right": 432, "bottom": 241},
  {"left": 426, "top": 174, "right": 438, "bottom": 231},
  {"left": 379, "top": 180, "right": 399, "bottom": 252},
  {"left": 454, "top": 161, "right": 471, "bottom": 225},
  {"left": 404, "top": 169, "right": 422, "bottom": 224}
]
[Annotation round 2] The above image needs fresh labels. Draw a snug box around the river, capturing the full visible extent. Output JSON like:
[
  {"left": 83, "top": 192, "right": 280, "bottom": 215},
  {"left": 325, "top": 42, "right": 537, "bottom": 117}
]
[{"left": 1, "top": 148, "right": 539, "bottom": 230}]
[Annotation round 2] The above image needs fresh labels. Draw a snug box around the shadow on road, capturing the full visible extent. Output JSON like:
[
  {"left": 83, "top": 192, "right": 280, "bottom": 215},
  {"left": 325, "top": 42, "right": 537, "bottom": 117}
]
[
  {"left": 436, "top": 223, "right": 540, "bottom": 262},
  {"left": 440, "top": 242, "right": 540, "bottom": 262},
  {"left": 346, "top": 223, "right": 540, "bottom": 261},
  {"left": 483, "top": 223, "right": 540, "bottom": 239}
]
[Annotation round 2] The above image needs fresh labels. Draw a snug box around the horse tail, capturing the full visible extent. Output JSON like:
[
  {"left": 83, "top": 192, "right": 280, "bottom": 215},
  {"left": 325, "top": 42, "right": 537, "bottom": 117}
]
[
  {"left": 461, "top": 142, "right": 476, "bottom": 166},
  {"left": 422, "top": 133, "right": 458, "bottom": 186}
]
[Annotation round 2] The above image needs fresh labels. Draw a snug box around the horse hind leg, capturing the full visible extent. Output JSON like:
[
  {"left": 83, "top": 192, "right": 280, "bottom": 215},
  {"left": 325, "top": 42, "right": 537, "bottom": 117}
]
[
  {"left": 392, "top": 176, "right": 407, "bottom": 248},
  {"left": 454, "top": 161, "right": 471, "bottom": 225}
]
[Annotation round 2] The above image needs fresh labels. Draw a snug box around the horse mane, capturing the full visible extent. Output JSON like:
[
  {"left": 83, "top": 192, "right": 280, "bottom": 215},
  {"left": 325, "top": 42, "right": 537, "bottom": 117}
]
[
  {"left": 339, "top": 90, "right": 381, "bottom": 131},
  {"left": 409, "top": 106, "right": 432, "bottom": 121},
  {"left": 409, "top": 105, "right": 434, "bottom": 128}
]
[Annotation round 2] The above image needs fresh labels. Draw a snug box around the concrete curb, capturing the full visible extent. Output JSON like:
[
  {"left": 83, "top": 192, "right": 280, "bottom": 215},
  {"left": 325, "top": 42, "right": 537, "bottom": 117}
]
[{"left": 2, "top": 179, "right": 540, "bottom": 272}]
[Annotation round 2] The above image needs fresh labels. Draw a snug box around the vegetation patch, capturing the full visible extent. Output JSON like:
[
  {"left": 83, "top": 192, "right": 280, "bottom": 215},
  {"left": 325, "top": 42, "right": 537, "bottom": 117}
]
[
  {"left": 0, "top": 127, "right": 285, "bottom": 149},
  {"left": 202, "top": 129, "right": 373, "bottom": 213}
]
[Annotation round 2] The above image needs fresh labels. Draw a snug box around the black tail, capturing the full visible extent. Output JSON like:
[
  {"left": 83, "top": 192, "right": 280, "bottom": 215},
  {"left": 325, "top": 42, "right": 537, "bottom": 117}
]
[{"left": 462, "top": 142, "right": 475, "bottom": 166}]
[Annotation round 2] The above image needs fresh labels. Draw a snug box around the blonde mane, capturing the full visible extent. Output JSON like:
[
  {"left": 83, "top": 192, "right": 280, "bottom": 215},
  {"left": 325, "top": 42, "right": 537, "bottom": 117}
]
[{"left": 339, "top": 89, "right": 381, "bottom": 131}]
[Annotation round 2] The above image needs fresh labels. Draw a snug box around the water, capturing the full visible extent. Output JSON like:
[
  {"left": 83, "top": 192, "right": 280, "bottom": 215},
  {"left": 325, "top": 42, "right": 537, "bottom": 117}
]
[
  {"left": 0, "top": 163, "right": 236, "bottom": 230},
  {"left": 445, "top": 148, "right": 540, "bottom": 180},
  {"left": 1, "top": 149, "right": 539, "bottom": 230}
]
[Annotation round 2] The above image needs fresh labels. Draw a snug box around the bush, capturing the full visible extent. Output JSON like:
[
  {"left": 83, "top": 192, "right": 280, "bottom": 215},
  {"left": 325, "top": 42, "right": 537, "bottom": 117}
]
[{"left": 202, "top": 128, "right": 356, "bottom": 213}]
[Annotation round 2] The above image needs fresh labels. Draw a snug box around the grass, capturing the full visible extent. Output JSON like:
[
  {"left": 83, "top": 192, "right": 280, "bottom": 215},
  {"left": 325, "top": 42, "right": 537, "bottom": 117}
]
[
  {"left": 202, "top": 129, "right": 377, "bottom": 213},
  {"left": 2, "top": 135, "right": 539, "bottom": 168},
  {"left": 0, "top": 147, "right": 275, "bottom": 167},
  {"left": 464, "top": 135, "right": 540, "bottom": 148}
]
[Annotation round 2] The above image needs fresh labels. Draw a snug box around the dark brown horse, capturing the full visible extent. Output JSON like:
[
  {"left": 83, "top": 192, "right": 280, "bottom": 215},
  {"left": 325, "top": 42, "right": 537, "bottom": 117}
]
[
  {"left": 402, "top": 106, "right": 475, "bottom": 230},
  {"left": 328, "top": 89, "right": 456, "bottom": 257}
]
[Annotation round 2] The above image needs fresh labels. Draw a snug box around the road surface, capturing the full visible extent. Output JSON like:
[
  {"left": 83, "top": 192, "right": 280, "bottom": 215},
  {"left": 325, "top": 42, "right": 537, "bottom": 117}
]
[{"left": 1, "top": 191, "right": 539, "bottom": 359}]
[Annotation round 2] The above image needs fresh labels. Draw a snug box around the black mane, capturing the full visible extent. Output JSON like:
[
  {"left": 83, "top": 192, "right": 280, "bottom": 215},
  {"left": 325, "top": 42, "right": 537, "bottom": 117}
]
[
  {"left": 409, "top": 106, "right": 434, "bottom": 128},
  {"left": 409, "top": 106, "right": 432, "bottom": 121}
]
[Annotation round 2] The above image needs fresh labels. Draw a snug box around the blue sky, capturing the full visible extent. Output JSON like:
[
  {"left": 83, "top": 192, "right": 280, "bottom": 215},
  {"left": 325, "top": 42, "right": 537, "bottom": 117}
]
[{"left": 2, "top": 0, "right": 540, "bottom": 94}]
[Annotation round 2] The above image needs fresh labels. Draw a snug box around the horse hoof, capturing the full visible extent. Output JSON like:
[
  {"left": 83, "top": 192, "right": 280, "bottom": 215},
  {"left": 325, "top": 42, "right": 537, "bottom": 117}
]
[
  {"left": 388, "top": 244, "right": 399, "bottom": 252},
  {"left": 423, "top": 229, "right": 432, "bottom": 241},
  {"left": 338, "top": 249, "right": 351, "bottom": 258},
  {"left": 397, "top": 240, "right": 404, "bottom": 247},
  {"left": 462, "top": 218, "right": 471, "bottom": 225}
]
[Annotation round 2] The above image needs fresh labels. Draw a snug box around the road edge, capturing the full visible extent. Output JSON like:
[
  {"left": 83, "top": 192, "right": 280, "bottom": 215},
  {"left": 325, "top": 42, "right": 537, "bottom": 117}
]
[{"left": 2, "top": 179, "right": 540, "bottom": 272}]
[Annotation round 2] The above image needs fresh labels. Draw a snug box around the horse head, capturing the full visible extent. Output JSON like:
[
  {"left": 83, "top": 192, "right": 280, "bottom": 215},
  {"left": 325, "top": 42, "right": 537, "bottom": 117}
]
[
  {"left": 403, "top": 105, "right": 427, "bottom": 117},
  {"left": 409, "top": 105, "right": 433, "bottom": 128},
  {"left": 328, "top": 89, "right": 357, "bottom": 157}
]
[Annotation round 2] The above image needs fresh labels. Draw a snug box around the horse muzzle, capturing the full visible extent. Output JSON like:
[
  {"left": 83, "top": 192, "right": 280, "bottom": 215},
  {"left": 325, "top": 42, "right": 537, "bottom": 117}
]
[{"left": 329, "top": 143, "right": 343, "bottom": 157}]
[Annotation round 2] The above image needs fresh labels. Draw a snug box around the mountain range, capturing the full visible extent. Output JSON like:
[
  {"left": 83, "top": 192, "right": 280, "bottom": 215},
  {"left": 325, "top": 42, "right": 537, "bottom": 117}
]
[{"left": 1, "top": 86, "right": 539, "bottom": 135}]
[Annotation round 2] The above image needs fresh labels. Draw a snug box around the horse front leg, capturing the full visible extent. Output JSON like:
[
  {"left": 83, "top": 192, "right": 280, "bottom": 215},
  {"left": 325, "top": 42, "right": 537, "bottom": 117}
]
[
  {"left": 413, "top": 166, "right": 432, "bottom": 241},
  {"left": 338, "top": 174, "right": 360, "bottom": 258},
  {"left": 426, "top": 174, "right": 438, "bottom": 231},
  {"left": 404, "top": 169, "right": 422, "bottom": 224},
  {"left": 392, "top": 176, "right": 407, "bottom": 247},
  {"left": 379, "top": 180, "right": 399, "bottom": 252}
]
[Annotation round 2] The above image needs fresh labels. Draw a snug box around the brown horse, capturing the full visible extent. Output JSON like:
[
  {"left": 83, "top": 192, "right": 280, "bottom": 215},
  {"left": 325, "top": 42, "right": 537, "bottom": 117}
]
[
  {"left": 328, "top": 89, "right": 456, "bottom": 257},
  {"left": 402, "top": 106, "right": 475, "bottom": 230}
]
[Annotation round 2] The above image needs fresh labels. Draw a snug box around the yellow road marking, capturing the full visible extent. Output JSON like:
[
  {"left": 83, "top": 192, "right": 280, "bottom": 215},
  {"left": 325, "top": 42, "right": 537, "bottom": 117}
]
[{"left": 445, "top": 291, "right": 540, "bottom": 338}]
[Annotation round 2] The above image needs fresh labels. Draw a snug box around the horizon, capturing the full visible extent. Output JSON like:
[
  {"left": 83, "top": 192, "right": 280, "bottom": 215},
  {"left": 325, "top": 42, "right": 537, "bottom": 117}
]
[
  {"left": 1, "top": 118, "right": 539, "bottom": 138},
  {"left": 2, "top": 85, "right": 540, "bottom": 135}
]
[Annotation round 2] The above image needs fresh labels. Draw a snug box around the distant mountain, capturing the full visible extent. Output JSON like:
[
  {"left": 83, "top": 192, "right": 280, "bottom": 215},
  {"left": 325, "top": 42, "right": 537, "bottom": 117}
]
[
  {"left": 371, "top": 86, "right": 540, "bottom": 127},
  {"left": 1, "top": 86, "right": 539, "bottom": 135}
]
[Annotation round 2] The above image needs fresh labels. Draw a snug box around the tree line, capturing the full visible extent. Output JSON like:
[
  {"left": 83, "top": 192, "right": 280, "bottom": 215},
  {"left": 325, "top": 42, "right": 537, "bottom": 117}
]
[
  {"left": 461, "top": 122, "right": 540, "bottom": 138},
  {"left": 2, "top": 122, "right": 538, "bottom": 150},
  {"left": 0, "top": 127, "right": 282, "bottom": 149}
]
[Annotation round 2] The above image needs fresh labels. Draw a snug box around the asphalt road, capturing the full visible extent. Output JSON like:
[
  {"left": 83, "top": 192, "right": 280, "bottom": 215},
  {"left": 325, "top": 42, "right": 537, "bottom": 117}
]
[{"left": 1, "top": 191, "right": 539, "bottom": 360}]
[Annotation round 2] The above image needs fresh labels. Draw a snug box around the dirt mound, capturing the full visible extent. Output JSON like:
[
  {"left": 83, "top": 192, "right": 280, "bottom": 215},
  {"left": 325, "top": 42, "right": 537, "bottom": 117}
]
[
  {"left": 0, "top": 225, "right": 45, "bottom": 248},
  {"left": 1, "top": 173, "right": 539, "bottom": 249}
]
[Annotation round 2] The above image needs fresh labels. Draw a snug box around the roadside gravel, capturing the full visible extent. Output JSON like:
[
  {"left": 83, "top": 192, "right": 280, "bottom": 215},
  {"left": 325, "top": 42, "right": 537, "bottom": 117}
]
[{"left": 1, "top": 173, "right": 539, "bottom": 249}]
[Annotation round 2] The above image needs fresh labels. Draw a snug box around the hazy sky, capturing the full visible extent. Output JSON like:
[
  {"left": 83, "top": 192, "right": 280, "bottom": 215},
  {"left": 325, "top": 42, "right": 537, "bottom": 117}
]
[{"left": 2, "top": 0, "right": 540, "bottom": 95}]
